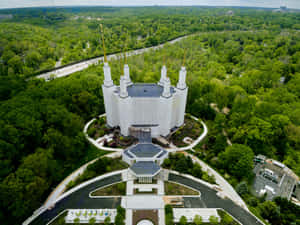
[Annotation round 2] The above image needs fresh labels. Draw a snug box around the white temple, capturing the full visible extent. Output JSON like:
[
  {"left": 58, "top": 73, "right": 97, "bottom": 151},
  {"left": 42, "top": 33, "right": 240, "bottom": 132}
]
[{"left": 102, "top": 62, "right": 188, "bottom": 137}]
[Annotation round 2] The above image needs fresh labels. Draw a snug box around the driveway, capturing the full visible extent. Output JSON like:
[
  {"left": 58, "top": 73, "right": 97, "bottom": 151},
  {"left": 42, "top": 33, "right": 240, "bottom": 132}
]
[
  {"left": 169, "top": 173, "right": 264, "bottom": 225},
  {"left": 29, "top": 174, "right": 122, "bottom": 225}
]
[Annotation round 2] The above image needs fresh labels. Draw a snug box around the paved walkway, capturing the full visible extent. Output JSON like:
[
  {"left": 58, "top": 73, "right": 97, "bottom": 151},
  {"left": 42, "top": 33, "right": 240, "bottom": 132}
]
[
  {"left": 185, "top": 152, "right": 248, "bottom": 210},
  {"left": 26, "top": 113, "right": 249, "bottom": 225},
  {"left": 84, "top": 114, "right": 248, "bottom": 211},
  {"left": 43, "top": 151, "right": 121, "bottom": 209}
]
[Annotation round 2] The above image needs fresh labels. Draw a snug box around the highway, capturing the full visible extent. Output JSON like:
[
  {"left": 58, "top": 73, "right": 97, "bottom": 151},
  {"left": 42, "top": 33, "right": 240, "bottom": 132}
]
[{"left": 36, "top": 35, "right": 192, "bottom": 81}]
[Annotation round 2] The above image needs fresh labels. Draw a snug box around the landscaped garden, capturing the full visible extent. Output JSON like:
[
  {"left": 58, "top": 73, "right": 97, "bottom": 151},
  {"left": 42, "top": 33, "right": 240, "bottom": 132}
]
[
  {"left": 66, "top": 157, "right": 129, "bottom": 191},
  {"left": 91, "top": 182, "right": 126, "bottom": 196},
  {"left": 168, "top": 114, "right": 203, "bottom": 147},
  {"left": 164, "top": 181, "right": 199, "bottom": 196},
  {"left": 87, "top": 116, "right": 109, "bottom": 139},
  {"left": 162, "top": 153, "right": 216, "bottom": 184},
  {"left": 103, "top": 130, "right": 138, "bottom": 148},
  {"left": 87, "top": 116, "right": 138, "bottom": 148}
]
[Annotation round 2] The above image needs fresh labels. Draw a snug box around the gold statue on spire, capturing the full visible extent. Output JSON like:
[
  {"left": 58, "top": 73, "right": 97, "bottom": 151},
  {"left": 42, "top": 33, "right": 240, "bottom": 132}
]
[
  {"left": 182, "top": 49, "right": 186, "bottom": 67},
  {"left": 123, "top": 48, "right": 127, "bottom": 65},
  {"left": 120, "top": 54, "right": 123, "bottom": 74},
  {"left": 99, "top": 24, "right": 107, "bottom": 63}
]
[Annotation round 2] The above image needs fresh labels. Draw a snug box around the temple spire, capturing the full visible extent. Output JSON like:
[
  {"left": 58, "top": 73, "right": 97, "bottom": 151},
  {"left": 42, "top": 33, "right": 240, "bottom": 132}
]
[
  {"left": 159, "top": 65, "right": 167, "bottom": 85},
  {"left": 162, "top": 77, "right": 171, "bottom": 98},
  {"left": 177, "top": 50, "right": 187, "bottom": 90},
  {"left": 120, "top": 76, "right": 128, "bottom": 98}
]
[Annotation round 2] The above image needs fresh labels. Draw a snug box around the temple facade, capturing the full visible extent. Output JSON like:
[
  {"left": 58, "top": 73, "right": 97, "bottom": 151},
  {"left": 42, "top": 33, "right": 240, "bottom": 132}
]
[{"left": 102, "top": 63, "right": 188, "bottom": 137}]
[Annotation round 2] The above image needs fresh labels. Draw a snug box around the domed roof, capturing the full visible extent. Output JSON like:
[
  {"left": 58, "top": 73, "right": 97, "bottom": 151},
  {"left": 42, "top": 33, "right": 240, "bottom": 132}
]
[{"left": 137, "top": 219, "right": 154, "bottom": 225}]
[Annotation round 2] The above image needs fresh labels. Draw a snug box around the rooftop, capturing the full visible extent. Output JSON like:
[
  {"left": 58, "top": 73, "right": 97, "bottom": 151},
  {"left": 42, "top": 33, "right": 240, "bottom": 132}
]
[
  {"left": 130, "top": 161, "right": 161, "bottom": 176},
  {"left": 129, "top": 143, "right": 162, "bottom": 158},
  {"left": 126, "top": 83, "right": 175, "bottom": 98},
  {"left": 253, "top": 162, "right": 296, "bottom": 200}
]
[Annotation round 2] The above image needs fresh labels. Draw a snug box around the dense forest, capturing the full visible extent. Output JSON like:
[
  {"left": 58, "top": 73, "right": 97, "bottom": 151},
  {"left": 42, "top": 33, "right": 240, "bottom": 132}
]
[{"left": 0, "top": 6, "right": 300, "bottom": 225}]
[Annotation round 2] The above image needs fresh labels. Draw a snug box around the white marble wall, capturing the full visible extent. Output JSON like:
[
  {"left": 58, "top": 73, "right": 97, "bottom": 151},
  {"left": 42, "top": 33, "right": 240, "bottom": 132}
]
[{"left": 103, "top": 85, "right": 187, "bottom": 137}]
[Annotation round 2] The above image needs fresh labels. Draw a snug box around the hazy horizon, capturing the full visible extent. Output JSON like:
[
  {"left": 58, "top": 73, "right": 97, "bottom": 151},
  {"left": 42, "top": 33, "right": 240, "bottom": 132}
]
[{"left": 0, "top": 0, "right": 299, "bottom": 10}]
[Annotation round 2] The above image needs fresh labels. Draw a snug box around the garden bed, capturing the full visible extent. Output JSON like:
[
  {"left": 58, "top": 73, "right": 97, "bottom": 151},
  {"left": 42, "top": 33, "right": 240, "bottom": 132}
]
[
  {"left": 66, "top": 157, "right": 128, "bottom": 191},
  {"left": 91, "top": 182, "right": 126, "bottom": 196},
  {"left": 217, "top": 209, "right": 240, "bottom": 225},
  {"left": 87, "top": 116, "right": 111, "bottom": 139},
  {"left": 104, "top": 130, "right": 138, "bottom": 148},
  {"left": 164, "top": 181, "right": 199, "bottom": 196},
  {"left": 169, "top": 114, "right": 203, "bottom": 147},
  {"left": 87, "top": 116, "right": 138, "bottom": 148},
  {"left": 163, "top": 153, "right": 216, "bottom": 184}
]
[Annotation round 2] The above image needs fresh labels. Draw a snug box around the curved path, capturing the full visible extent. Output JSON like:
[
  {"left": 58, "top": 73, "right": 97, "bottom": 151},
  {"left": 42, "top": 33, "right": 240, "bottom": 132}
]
[
  {"left": 26, "top": 169, "right": 263, "bottom": 225},
  {"left": 25, "top": 171, "right": 124, "bottom": 225},
  {"left": 187, "top": 153, "right": 248, "bottom": 210},
  {"left": 168, "top": 115, "right": 208, "bottom": 152},
  {"left": 83, "top": 114, "right": 123, "bottom": 152},
  {"left": 43, "top": 151, "right": 121, "bottom": 209},
  {"left": 84, "top": 114, "right": 247, "bottom": 211},
  {"left": 36, "top": 35, "right": 193, "bottom": 80},
  {"left": 25, "top": 115, "right": 250, "bottom": 224}
]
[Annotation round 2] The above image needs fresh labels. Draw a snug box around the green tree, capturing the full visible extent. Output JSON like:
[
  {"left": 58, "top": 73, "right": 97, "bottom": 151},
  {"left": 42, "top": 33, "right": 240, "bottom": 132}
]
[
  {"left": 104, "top": 216, "right": 111, "bottom": 225},
  {"left": 209, "top": 215, "right": 219, "bottom": 225},
  {"left": 115, "top": 213, "right": 125, "bottom": 225},
  {"left": 89, "top": 217, "right": 96, "bottom": 225},
  {"left": 221, "top": 212, "right": 234, "bottom": 225},
  {"left": 236, "top": 181, "right": 249, "bottom": 197},
  {"left": 193, "top": 214, "right": 203, "bottom": 225},
  {"left": 218, "top": 144, "right": 254, "bottom": 180},
  {"left": 179, "top": 215, "right": 187, "bottom": 225},
  {"left": 258, "top": 201, "right": 280, "bottom": 224},
  {"left": 74, "top": 217, "right": 80, "bottom": 225},
  {"left": 165, "top": 204, "right": 174, "bottom": 225},
  {"left": 191, "top": 163, "right": 203, "bottom": 179}
]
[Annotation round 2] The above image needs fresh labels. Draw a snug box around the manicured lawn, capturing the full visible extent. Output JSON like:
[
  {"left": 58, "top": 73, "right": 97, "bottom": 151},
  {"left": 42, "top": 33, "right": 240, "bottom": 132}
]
[
  {"left": 164, "top": 181, "right": 199, "bottom": 196},
  {"left": 91, "top": 182, "right": 126, "bottom": 196}
]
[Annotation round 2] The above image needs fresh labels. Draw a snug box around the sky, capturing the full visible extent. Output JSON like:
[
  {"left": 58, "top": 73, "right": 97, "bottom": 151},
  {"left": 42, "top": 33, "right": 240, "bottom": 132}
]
[{"left": 0, "top": 0, "right": 300, "bottom": 9}]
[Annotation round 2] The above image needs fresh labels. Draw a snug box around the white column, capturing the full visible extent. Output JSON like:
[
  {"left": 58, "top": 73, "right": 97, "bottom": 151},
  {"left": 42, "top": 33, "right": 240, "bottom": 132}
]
[
  {"left": 120, "top": 76, "right": 128, "bottom": 98},
  {"left": 158, "top": 65, "right": 167, "bottom": 85},
  {"left": 124, "top": 64, "right": 132, "bottom": 85},
  {"left": 126, "top": 209, "right": 132, "bottom": 225},
  {"left": 103, "top": 62, "right": 113, "bottom": 87},
  {"left": 162, "top": 77, "right": 171, "bottom": 98},
  {"left": 177, "top": 66, "right": 187, "bottom": 90}
]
